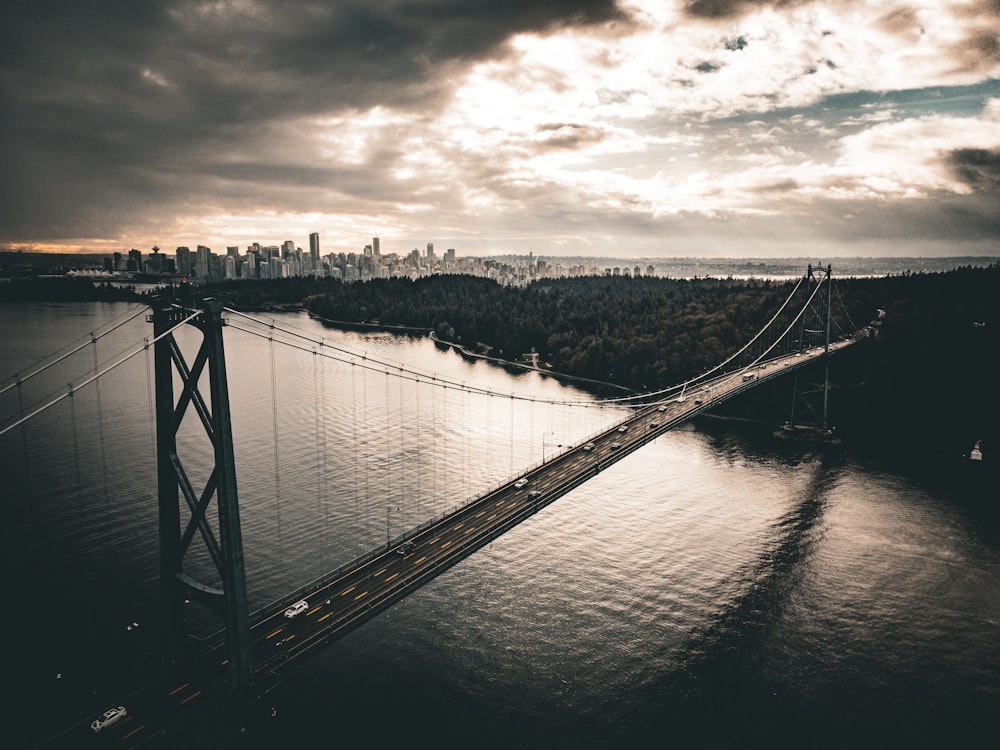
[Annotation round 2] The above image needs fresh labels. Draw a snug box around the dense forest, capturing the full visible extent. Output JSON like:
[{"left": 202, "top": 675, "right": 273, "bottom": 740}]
[{"left": 3, "top": 264, "right": 997, "bottom": 462}]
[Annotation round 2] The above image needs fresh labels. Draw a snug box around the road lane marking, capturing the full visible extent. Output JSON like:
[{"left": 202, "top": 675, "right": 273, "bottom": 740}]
[
  {"left": 169, "top": 683, "right": 190, "bottom": 696},
  {"left": 181, "top": 690, "right": 202, "bottom": 704},
  {"left": 318, "top": 612, "right": 332, "bottom": 623},
  {"left": 429, "top": 536, "right": 440, "bottom": 544},
  {"left": 354, "top": 591, "right": 368, "bottom": 600},
  {"left": 341, "top": 585, "right": 357, "bottom": 596},
  {"left": 415, "top": 556, "right": 427, "bottom": 564},
  {"left": 373, "top": 568, "right": 386, "bottom": 577},
  {"left": 385, "top": 572, "right": 399, "bottom": 582},
  {"left": 441, "top": 540, "right": 452, "bottom": 549},
  {"left": 454, "top": 522, "right": 464, "bottom": 529},
  {"left": 266, "top": 628, "right": 282, "bottom": 639},
  {"left": 464, "top": 527, "right": 475, "bottom": 535},
  {"left": 123, "top": 725, "right": 144, "bottom": 739}
]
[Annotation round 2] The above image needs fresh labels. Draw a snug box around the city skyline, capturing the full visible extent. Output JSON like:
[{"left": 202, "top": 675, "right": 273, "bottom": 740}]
[{"left": 2, "top": 1, "right": 998, "bottom": 258}]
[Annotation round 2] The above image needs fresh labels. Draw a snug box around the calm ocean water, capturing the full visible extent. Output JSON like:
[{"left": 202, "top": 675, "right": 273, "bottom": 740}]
[{"left": 1, "top": 302, "right": 997, "bottom": 749}]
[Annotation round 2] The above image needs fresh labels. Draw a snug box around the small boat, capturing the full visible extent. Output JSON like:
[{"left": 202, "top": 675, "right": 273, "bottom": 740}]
[{"left": 773, "top": 423, "right": 842, "bottom": 445}]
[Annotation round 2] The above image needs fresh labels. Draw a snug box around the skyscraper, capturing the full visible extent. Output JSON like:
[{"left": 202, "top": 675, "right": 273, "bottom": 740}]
[
  {"left": 196, "top": 245, "right": 212, "bottom": 278},
  {"left": 309, "top": 232, "right": 320, "bottom": 276},
  {"left": 372, "top": 236, "right": 380, "bottom": 257},
  {"left": 175, "top": 247, "right": 192, "bottom": 276}
]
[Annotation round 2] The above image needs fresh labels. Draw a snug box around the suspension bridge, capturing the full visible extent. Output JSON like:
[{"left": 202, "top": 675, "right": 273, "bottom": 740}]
[{"left": 1, "top": 265, "right": 868, "bottom": 746}]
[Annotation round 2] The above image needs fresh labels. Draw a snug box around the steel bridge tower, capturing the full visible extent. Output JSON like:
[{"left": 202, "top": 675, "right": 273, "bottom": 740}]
[
  {"left": 782, "top": 264, "right": 838, "bottom": 441},
  {"left": 150, "top": 297, "right": 252, "bottom": 697}
]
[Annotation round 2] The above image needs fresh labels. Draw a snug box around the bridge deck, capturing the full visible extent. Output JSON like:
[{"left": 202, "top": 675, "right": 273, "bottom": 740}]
[{"left": 43, "top": 339, "right": 856, "bottom": 747}]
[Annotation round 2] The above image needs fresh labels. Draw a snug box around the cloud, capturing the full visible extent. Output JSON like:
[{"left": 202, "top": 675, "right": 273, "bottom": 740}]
[
  {"left": 680, "top": 0, "right": 812, "bottom": 21},
  {"left": 945, "top": 147, "right": 1000, "bottom": 191},
  {"left": 1, "top": 0, "right": 998, "bottom": 256}
]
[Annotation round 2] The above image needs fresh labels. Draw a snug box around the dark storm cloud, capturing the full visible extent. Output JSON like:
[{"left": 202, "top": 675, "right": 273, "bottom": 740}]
[
  {"left": 0, "top": 0, "right": 627, "bottom": 240},
  {"left": 948, "top": 27, "right": 1000, "bottom": 75},
  {"left": 681, "top": 0, "right": 812, "bottom": 21},
  {"left": 946, "top": 148, "right": 1000, "bottom": 193}
]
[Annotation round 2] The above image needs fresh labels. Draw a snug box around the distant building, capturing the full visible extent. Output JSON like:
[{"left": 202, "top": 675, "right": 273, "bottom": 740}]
[
  {"left": 145, "top": 246, "right": 164, "bottom": 274},
  {"left": 195, "top": 245, "right": 212, "bottom": 278},
  {"left": 175, "top": 247, "right": 192, "bottom": 276},
  {"left": 309, "top": 232, "right": 320, "bottom": 275}
]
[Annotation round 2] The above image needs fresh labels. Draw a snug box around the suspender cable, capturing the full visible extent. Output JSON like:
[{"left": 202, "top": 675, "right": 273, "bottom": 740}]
[
  {"left": 0, "top": 308, "right": 202, "bottom": 437},
  {"left": 91, "top": 332, "right": 112, "bottom": 530},
  {"left": 15, "top": 374, "right": 33, "bottom": 501},
  {"left": 0, "top": 305, "right": 147, "bottom": 397},
  {"left": 268, "top": 320, "right": 282, "bottom": 557}
]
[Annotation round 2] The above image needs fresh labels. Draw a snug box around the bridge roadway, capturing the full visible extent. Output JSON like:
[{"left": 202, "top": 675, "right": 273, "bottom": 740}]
[{"left": 45, "top": 339, "right": 854, "bottom": 748}]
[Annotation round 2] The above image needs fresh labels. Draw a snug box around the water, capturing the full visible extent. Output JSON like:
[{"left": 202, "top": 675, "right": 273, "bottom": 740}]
[{"left": 1, "top": 302, "right": 997, "bottom": 749}]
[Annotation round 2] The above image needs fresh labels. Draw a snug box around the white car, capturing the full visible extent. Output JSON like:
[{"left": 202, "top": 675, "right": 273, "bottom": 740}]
[
  {"left": 91, "top": 706, "right": 127, "bottom": 733},
  {"left": 514, "top": 478, "right": 528, "bottom": 489},
  {"left": 617, "top": 426, "right": 628, "bottom": 433},
  {"left": 581, "top": 443, "right": 595, "bottom": 452},
  {"left": 284, "top": 600, "right": 309, "bottom": 619}
]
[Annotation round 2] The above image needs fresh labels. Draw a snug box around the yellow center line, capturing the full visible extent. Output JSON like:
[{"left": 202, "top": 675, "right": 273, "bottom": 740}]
[
  {"left": 181, "top": 691, "right": 202, "bottom": 705},
  {"left": 415, "top": 556, "right": 427, "bottom": 564},
  {"left": 385, "top": 572, "right": 399, "bottom": 582},
  {"left": 475, "top": 511, "right": 485, "bottom": 517},
  {"left": 487, "top": 514, "right": 497, "bottom": 521},
  {"left": 122, "top": 725, "right": 144, "bottom": 740},
  {"left": 318, "top": 612, "right": 332, "bottom": 623},
  {"left": 496, "top": 501, "right": 505, "bottom": 506},
  {"left": 373, "top": 568, "right": 386, "bottom": 577},
  {"left": 354, "top": 591, "right": 368, "bottom": 600},
  {"left": 341, "top": 585, "right": 357, "bottom": 596},
  {"left": 266, "top": 628, "right": 282, "bottom": 640},
  {"left": 464, "top": 527, "right": 475, "bottom": 535},
  {"left": 284, "top": 634, "right": 296, "bottom": 642},
  {"left": 429, "top": 536, "right": 440, "bottom": 544},
  {"left": 169, "top": 683, "right": 190, "bottom": 696},
  {"left": 454, "top": 522, "right": 463, "bottom": 529},
  {"left": 441, "top": 540, "right": 452, "bottom": 549}
]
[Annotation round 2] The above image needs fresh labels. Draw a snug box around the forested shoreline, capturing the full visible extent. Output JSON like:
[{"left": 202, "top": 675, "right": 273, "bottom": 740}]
[{"left": 3, "top": 264, "right": 997, "bottom": 462}]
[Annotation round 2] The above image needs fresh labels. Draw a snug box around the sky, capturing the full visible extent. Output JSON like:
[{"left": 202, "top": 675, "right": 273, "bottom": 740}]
[{"left": 1, "top": 1, "right": 998, "bottom": 259}]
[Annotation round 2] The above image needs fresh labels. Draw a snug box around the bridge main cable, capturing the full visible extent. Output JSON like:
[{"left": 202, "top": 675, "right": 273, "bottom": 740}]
[
  {"left": 0, "top": 307, "right": 203, "bottom": 437},
  {"left": 0, "top": 305, "right": 149, "bottom": 397},
  {"left": 223, "top": 274, "right": 809, "bottom": 411}
]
